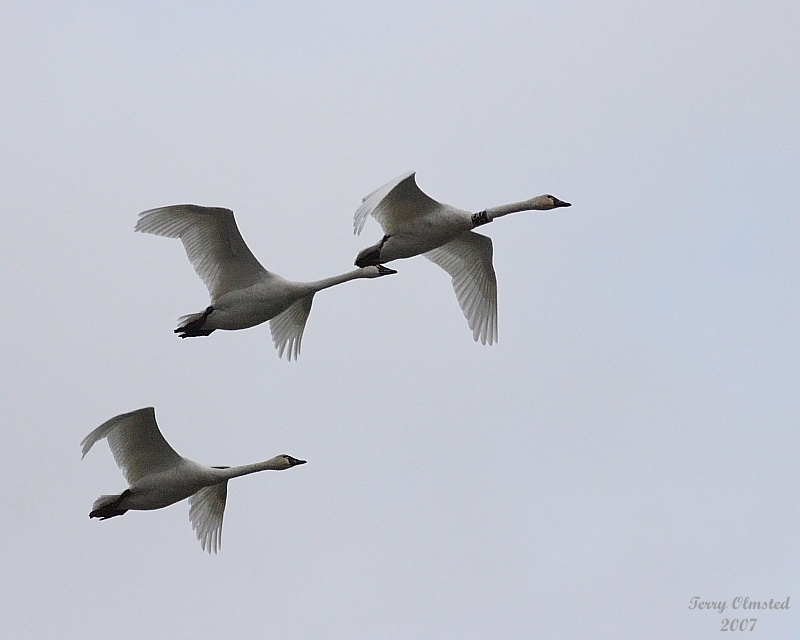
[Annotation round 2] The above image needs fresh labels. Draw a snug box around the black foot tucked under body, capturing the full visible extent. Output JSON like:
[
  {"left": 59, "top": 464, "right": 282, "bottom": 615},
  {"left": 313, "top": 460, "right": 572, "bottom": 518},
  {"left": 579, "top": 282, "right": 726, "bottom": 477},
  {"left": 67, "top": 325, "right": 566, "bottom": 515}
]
[
  {"left": 355, "top": 235, "right": 390, "bottom": 268},
  {"left": 89, "top": 489, "right": 131, "bottom": 520},
  {"left": 175, "top": 306, "right": 216, "bottom": 338}
]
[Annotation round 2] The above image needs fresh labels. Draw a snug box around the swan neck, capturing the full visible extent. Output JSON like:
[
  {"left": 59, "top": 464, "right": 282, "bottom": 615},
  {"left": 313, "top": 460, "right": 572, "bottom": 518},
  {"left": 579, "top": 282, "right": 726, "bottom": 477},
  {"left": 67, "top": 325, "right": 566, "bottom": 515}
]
[
  {"left": 218, "top": 459, "right": 283, "bottom": 480},
  {"left": 307, "top": 268, "right": 367, "bottom": 292},
  {"left": 484, "top": 198, "right": 540, "bottom": 222}
]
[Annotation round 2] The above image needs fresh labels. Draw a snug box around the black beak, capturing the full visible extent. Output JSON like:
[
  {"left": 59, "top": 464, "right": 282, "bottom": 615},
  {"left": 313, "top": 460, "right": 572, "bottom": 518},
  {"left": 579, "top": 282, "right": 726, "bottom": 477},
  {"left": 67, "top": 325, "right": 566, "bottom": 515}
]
[
  {"left": 288, "top": 457, "right": 307, "bottom": 466},
  {"left": 376, "top": 265, "right": 398, "bottom": 275},
  {"left": 554, "top": 198, "right": 571, "bottom": 208}
]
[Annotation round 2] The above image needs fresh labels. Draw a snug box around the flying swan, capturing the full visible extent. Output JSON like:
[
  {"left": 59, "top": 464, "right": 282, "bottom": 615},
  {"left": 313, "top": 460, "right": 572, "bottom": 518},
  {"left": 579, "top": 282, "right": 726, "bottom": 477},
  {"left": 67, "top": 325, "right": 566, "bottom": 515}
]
[
  {"left": 136, "top": 204, "right": 396, "bottom": 359},
  {"left": 81, "top": 407, "right": 306, "bottom": 553},
  {"left": 353, "top": 172, "right": 570, "bottom": 345}
]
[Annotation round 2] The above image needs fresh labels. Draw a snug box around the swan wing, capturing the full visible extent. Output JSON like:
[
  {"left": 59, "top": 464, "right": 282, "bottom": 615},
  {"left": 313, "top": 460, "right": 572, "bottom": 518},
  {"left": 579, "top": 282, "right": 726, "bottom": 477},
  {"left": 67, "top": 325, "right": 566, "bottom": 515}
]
[
  {"left": 269, "top": 295, "right": 314, "bottom": 361},
  {"left": 135, "top": 204, "right": 269, "bottom": 301},
  {"left": 353, "top": 171, "right": 441, "bottom": 235},
  {"left": 81, "top": 407, "right": 184, "bottom": 485},
  {"left": 424, "top": 231, "right": 498, "bottom": 345},
  {"left": 188, "top": 482, "right": 228, "bottom": 554}
]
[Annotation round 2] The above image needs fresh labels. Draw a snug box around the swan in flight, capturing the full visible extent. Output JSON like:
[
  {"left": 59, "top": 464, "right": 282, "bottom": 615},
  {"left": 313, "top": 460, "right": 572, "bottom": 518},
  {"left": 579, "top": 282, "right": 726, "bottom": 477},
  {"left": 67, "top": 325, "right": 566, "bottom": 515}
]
[
  {"left": 353, "top": 172, "right": 571, "bottom": 345},
  {"left": 81, "top": 407, "right": 306, "bottom": 553},
  {"left": 136, "top": 204, "right": 396, "bottom": 359}
]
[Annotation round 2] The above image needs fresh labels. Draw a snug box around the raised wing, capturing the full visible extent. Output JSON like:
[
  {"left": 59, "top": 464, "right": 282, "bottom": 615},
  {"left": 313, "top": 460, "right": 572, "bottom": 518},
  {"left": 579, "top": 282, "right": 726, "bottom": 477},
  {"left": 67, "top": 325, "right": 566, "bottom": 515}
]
[
  {"left": 269, "top": 295, "right": 314, "bottom": 361},
  {"left": 188, "top": 482, "right": 228, "bottom": 554},
  {"left": 425, "top": 232, "right": 498, "bottom": 345},
  {"left": 353, "top": 172, "right": 441, "bottom": 236},
  {"left": 136, "top": 204, "right": 269, "bottom": 301},
  {"left": 81, "top": 407, "right": 184, "bottom": 485}
]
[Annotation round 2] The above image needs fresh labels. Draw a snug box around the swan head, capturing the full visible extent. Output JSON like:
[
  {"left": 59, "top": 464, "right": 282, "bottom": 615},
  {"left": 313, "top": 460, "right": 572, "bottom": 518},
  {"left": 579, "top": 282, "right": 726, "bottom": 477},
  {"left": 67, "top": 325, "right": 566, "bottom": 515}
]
[
  {"left": 271, "top": 454, "right": 307, "bottom": 470},
  {"left": 533, "top": 194, "right": 571, "bottom": 210}
]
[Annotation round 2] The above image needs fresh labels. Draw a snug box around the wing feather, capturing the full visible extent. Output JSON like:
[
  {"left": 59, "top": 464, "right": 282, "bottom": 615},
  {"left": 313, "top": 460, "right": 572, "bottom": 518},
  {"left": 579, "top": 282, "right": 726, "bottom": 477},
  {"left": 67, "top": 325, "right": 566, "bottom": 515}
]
[
  {"left": 136, "top": 204, "right": 269, "bottom": 301},
  {"left": 353, "top": 172, "right": 441, "bottom": 235},
  {"left": 188, "top": 482, "right": 228, "bottom": 554},
  {"left": 269, "top": 295, "right": 314, "bottom": 361},
  {"left": 425, "top": 232, "right": 498, "bottom": 345},
  {"left": 80, "top": 407, "right": 183, "bottom": 485}
]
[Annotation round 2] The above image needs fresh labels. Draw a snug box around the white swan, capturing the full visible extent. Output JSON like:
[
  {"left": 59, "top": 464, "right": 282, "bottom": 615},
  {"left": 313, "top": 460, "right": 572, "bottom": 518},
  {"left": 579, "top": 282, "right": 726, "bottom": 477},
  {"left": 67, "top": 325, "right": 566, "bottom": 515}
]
[
  {"left": 81, "top": 407, "right": 306, "bottom": 553},
  {"left": 353, "top": 172, "right": 571, "bottom": 345},
  {"left": 136, "top": 204, "right": 396, "bottom": 359}
]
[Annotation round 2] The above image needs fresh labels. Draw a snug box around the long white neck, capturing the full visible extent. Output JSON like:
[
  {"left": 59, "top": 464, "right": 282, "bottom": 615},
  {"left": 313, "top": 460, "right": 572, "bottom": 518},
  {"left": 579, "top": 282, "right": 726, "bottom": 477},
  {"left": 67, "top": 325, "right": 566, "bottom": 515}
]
[
  {"left": 472, "top": 194, "right": 570, "bottom": 227},
  {"left": 485, "top": 197, "right": 551, "bottom": 221},
  {"left": 216, "top": 458, "right": 287, "bottom": 480},
  {"left": 305, "top": 268, "right": 377, "bottom": 292}
]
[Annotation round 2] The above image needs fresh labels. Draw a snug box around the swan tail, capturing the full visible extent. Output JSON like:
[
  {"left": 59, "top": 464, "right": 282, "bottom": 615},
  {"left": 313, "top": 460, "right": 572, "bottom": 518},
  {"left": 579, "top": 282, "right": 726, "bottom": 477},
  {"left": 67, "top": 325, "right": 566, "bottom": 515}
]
[
  {"left": 89, "top": 491, "right": 130, "bottom": 520},
  {"left": 175, "top": 306, "right": 215, "bottom": 338}
]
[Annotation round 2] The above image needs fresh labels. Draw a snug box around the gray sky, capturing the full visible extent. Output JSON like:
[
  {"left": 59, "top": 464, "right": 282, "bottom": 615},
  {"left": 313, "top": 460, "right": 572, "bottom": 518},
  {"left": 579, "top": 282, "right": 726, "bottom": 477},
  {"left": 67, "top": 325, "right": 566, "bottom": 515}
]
[{"left": 1, "top": 2, "right": 798, "bottom": 638}]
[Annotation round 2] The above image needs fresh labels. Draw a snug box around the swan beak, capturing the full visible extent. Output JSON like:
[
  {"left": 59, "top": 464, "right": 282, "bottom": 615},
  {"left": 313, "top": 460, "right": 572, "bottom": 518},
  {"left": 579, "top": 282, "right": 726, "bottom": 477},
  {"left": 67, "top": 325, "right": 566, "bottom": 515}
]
[
  {"left": 553, "top": 198, "right": 571, "bottom": 208},
  {"left": 286, "top": 456, "right": 307, "bottom": 466},
  {"left": 376, "top": 265, "right": 398, "bottom": 276}
]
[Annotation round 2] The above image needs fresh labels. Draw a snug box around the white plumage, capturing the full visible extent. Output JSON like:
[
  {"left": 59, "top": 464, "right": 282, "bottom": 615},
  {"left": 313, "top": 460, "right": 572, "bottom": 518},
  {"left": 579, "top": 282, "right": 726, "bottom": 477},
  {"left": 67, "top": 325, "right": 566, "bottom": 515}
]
[
  {"left": 81, "top": 407, "right": 306, "bottom": 553},
  {"left": 353, "top": 172, "right": 571, "bottom": 345},
  {"left": 136, "top": 204, "right": 395, "bottom": 359}
]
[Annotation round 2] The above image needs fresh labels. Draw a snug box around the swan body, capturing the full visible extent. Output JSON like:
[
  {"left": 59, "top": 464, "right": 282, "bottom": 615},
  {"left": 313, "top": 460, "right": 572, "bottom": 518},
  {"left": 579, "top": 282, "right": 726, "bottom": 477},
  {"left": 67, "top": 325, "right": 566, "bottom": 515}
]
[
  {"left": 136, "top": 204, "right": 396, "bottom": 359},
  {"left": 81, "top": 407, "right": 306, "bottom": 553},
  {"left": 353, "top": 172, "right": 571, "bottom": 345}
]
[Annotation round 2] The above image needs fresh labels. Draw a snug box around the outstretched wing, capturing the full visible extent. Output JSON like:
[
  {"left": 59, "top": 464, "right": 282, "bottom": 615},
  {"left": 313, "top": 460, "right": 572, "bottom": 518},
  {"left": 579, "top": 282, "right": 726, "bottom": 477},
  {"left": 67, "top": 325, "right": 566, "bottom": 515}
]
[
  {"left": 188, "top": 482, "right": 228, "bottom": 554},
  {"left": 269, "top": 295, "right": 314, "bottom": 361},
  {"left": 353, "top": 172, "right": 441, "bottom": 236},
  {"left": 80, "top": 407, "right": 184, "bottom": 485},
  {"left": 425, "top": 231, "right": 498, "bottom": 345},
  {"left": 136, "top": 204, "right": 269, "bottom": 301}
]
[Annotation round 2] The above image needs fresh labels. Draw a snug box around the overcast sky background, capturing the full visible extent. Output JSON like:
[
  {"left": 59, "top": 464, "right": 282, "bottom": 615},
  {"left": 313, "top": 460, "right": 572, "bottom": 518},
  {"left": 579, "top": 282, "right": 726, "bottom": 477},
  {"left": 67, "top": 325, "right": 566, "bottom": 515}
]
[{"left": 1, "top": 2, "right": 799, "bottom": 639}]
